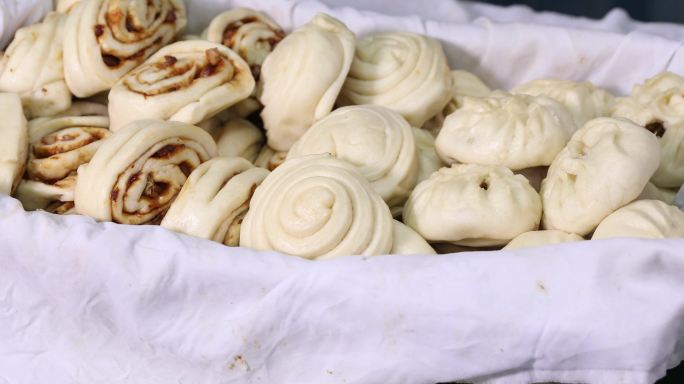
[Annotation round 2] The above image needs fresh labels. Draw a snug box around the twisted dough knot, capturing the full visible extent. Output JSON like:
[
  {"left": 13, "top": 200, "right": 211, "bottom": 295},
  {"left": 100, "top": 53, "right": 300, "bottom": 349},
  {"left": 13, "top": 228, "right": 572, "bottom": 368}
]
[{"left": 240, "top": 154, "right": 393, "bottom": 259}]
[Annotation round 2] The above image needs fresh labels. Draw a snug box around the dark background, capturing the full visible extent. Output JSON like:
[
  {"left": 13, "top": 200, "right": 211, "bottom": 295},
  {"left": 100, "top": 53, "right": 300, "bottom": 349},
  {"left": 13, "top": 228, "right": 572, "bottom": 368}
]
[
  {"left": 475, "top": 2, "right": 684, "bottom": 381},
  {"left": 480, "top": 0, "right": 684, "bottom": 23}
]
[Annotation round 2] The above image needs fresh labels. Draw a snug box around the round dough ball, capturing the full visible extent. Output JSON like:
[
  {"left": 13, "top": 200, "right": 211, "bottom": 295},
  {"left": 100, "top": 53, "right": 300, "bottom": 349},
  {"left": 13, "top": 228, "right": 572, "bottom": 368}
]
[
  {"left": 259, "top": 14, "right": 355, "bottom": 151},
  {"left": 503, "top": 230, "right": 584, "bottom": 250},
  {"left": 403, "top": 163, "right": 542, "bottom": 247},
  {"left": 108, "top": 41, "right": 255, "bottom": 132},
  {"left": 74, "top": 120, "right": 216, "bottom": 224},
  {"left": 436, "top": 91, "right": 576, "bottom": 170},
  {"left": 512, "top": 79, "right": 614, "bottom": 128},
  {"left": 240, "top": 154, "right": 393, "bottom": 259},
  {"left": 288, "top": 105, "right": 418, "bottom": 208},
  {"left": 161, "top": 157, "right": 269, "bottom": 246},
  {"left": 391, "top": 220, "right": 436, "bottom": 255},
  {"left": 339, "top": 31, "right": 452, "bottom": 127},
  {"left": 592, "top": 200, "right": 684, "bottom": 240},
  {"left": 541, "top": 117, "right": 661, "bottom": 235}
]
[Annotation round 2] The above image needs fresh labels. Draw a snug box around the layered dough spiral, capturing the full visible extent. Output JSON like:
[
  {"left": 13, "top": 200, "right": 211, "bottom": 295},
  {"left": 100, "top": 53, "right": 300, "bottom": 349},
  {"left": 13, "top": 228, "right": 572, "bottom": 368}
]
[
  {"left": 512, "top": 79, "right": 614, "bottom": 127},
  {"left": 612, "top": 74, "right": 684, "bottom": 188},
  {"left": 63, "top": 0, "right": 187, "bottom": 97},
  {"left": 288, "top": 105, "right": 418, "bottom": 208},
  {"left": 541, "top": 117, "right": 661, "bottom": 235},
  {"left": 0, "top": 94, "right": 28, "bottom": 195},
  {"left": 161, "top": 157, "right": 269, "bottom": 246},
  {"left": 0, "top": 12, "right": 71, "bottom": 117},
  {"left": 260, "top": 13, "right": 355, "bottom": 151},
  {"left": 592, "top": 200, "right": 684, "bottom": 240},
  {"left": 436, "top": 92, "right": 576, "bottom": 170},
  {"left": 403, "top": 164, "right": 542, "bottom": 247},
  {"left": 109, "top": 41, "right": 254, "bottom": 131},
  {"left": 339, "top": 31, "right": 452, "bottom": 128},
  {"left": 205, "top": 8, "right": 285, "bottom": 118},
  {"left": 15, "top": 112, "right": 110, "bottom": 212},
  {"left": 240, "top": 154, "right": 393, "bottom": 259},
  {"left": 75, "top": 119, "right": 216, "bottom": 224},
  {"left": 205, "top": 7, "right": 284, "bottom": 80}
]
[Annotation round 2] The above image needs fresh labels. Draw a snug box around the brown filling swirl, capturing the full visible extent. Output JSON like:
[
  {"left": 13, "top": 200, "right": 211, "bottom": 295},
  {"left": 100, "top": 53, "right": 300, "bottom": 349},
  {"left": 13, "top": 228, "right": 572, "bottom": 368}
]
[
  {"left": 28, "top": 127, "right": 110, "bottom": 183},
  {"left": 124, "top": 48, "right": 236, "bottom": 97},
  {"left": 93, "top": 2, "right": 182, "bottom": 68},
  {"left": 109, "top": 141, "right": 204, "bottom": 225},
  {"left": 220, "top": 16, "right": 284, "bottom": 80}
]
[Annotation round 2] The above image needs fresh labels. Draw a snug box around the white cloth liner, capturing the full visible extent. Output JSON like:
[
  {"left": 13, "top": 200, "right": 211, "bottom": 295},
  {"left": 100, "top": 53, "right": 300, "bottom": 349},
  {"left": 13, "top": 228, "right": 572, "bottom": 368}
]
[{"left": 1, "top": 0, "right": 684, "bottom": 383}]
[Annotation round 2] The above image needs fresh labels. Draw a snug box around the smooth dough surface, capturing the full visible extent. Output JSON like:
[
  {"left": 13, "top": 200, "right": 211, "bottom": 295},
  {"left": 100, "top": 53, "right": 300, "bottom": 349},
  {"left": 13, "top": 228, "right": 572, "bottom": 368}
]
[
  {"left": 436, "top": 91, "right": 576, "bottom": 170},
  {"left": 592, "top": 200, "right": 684, "bottom": 240},
  {"left": 260, "top": 13, "right": 355, "bottom": 151},
  {"left": 391, "top": 220, "right": 436, "bottom": 255},
  {"left": 541, "top": 117, "right": 661, "bottom": 235},
  {"left": 0, "top": 93, "right": 28, "bottom": 195},
  {"left": 503, "top": 230, "right": 584, "bottom": 250},
  {"left": 403, "top": 163, "right": 542, "bottom": 246}
]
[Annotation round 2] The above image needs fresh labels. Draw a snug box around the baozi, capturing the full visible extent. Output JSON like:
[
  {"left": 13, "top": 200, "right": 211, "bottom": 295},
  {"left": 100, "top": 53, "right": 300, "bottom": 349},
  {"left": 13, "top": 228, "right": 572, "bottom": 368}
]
[
  {"left": 403, "top": 164, "right": 542, "bottom": 247},
  {"left": 541, "top": 117, "right": 661, "bottom": 236},
  {"left": 592, "top": 200, "right": 684, "bottom": 240}
]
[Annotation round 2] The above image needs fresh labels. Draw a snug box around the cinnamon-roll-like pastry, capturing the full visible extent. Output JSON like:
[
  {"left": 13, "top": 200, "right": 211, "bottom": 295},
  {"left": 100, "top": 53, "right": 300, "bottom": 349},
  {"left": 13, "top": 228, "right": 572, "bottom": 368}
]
[
  {"left": 108, "top": 41, "right": 255, "bottom": 132},
  {"left": 288, "top": 105, "right": 418, "bottom": 208},
  {"left": 254, "top": 145, "right": 287, "bottom": 171},
  {"left": 391, "top": 220, "right": 436, "bottom": 255},
  {"left": 74, "top": 120, "right": 216, "bottom": 224},
  {"left": 205, "top": 8, "right": 284, "bottom": 81},
  {"left": 213, "top": 119, "right": 265, "bottom": 163},
  {"left": 0, "top": 12, "right": 71, "bottom": 117},
  {"left": 260, "top": 14, "right": 355, "bottom": 151},
  {"left": 240, "top": 154, "right": 393, "bottom": 259},
  {"left": 161, "top": 157, "right": 269, "bottom": 245},
  {"left": 0, "top": 94, "right": 28, "bottom": 195},
  {"left": 15, "top": 112, "right": 110, "bottom": 212},
  {"left": 339, "top": 32, "right": 452, "bottom": 128},
  {"left": 63, "top": 0, "right": 187, "bottom": 97},
  {"left": 205, "top": 8, "right": 285, "bottom": 118}
]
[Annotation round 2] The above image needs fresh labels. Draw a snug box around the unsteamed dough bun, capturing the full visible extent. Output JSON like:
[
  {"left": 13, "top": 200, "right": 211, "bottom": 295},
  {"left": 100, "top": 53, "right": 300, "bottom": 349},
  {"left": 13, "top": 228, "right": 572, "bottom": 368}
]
[
  {"left": 611, "top": 72, "right": 684, "bottom": 189},
  {"left": 339, "top": 31, "right": 452, "bottom": 128},
  {"left": 403, "top": 163, "right": 542, "bottom": 247},
  {"left": 503, "top": 230, "right": 584, "bottom": 250},
  {"left": 436, "top": 91, "right": 576, "bottom": 170},
  {"left": 592, "top": 200, "right": 684, "bottom": 240},
  {"left": 240, "top": 154, "right": 394, "bottom": 259},
  {"left": 288, "top": 105, "right": 418, "bottom": 208},
  {"left": 259, "top": 14, "right": 355, "bottom": 151},
  {"left": 541, "top": 117, "right": 661, "bottom": 236},
  {"left": 511, "top": 79, "right": 614, "bottom": 127}
]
